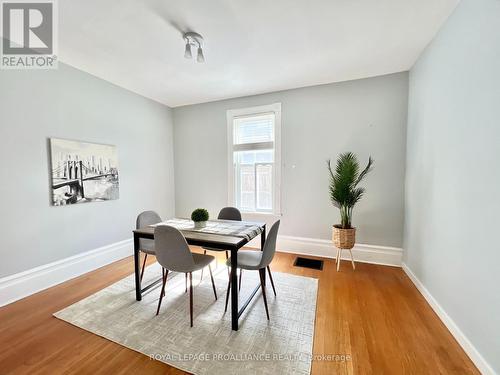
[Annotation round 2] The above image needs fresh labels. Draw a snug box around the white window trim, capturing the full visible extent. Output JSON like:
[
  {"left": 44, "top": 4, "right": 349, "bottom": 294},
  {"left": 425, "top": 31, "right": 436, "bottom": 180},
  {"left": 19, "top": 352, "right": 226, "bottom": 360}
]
[{"left": 227, "top": 103, "right": 282, "bottom": 215}]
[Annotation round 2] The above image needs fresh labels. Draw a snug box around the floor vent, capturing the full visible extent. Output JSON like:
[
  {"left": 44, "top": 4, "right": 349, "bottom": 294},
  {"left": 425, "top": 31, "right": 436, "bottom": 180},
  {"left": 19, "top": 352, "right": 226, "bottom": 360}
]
[{"left": 293, "top": 257, "right": 324, "bottom": 271}]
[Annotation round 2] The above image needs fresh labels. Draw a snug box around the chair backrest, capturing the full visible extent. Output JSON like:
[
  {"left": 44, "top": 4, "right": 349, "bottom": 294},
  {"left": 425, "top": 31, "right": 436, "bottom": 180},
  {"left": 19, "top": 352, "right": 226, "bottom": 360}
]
[
  {"left": 154, "top": 225, "right": 195, "bottom": 273},
  {"left": 136, "top": 210, "right": 162, "bottom": 228},
  {"left": 136, "top": 211, "right": 162, "bottom": 250},
  {"left": 259, "top": 220, "right": 280, "bottom": 268},
  {"left": 218, "top": 207, "right": 242, "bottom": 221}
]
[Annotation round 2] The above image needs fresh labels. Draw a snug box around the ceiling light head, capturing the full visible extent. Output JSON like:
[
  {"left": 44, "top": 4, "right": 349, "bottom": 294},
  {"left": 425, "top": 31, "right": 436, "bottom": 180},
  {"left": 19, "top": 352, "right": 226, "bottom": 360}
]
[
  {"left": 184, "top": 43, "right": 192, "bottom": 59},
  {"left": 196, "top": 46, "right": 205, "bottom": 63},
  {"left": 183, "top": 31, "right": 205, "bottom": 63}
]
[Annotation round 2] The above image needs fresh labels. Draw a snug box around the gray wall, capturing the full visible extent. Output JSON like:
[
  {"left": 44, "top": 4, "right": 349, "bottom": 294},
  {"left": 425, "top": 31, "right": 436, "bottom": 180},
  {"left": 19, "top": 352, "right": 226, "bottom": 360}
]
[
  {"left": 173, "top": 73, "right": 408, "bottom": 247},
  {"left": 0, "top": 63, "right": 175, "bottom": 277},
  {"left": 405, "top": 0, "right": 500, "bottom": 372}
]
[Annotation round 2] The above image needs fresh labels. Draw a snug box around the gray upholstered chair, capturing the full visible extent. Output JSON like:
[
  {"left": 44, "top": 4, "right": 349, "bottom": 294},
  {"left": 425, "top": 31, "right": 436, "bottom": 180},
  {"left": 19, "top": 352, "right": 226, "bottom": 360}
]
[
  {"left": 200, "top": 207, "right": 242, "bottom": 280},
  {"left": 136, "top": 211, "right": 162, "bottom": 281},
  {"left": 154, "top": 225, "right": 217, "bottom": 327},
  {"left": 203, "top": 207, "right": 242, "bottom": 259},
  {"left": 224, "top": 220, "right": 280, "bottom": 320}
]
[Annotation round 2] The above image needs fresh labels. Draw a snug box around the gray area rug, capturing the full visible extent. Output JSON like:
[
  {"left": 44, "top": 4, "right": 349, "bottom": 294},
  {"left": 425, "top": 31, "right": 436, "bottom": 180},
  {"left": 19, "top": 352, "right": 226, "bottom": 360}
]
[{"left": 54, "top": 262, "right": 318, "bottom": 374}]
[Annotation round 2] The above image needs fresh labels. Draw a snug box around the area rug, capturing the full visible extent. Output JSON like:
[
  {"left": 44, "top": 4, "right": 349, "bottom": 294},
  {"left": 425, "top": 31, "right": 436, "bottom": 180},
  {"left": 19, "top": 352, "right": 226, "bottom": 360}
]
[{"left": 54, "top": 262, "right": 318, "bottom": 374}]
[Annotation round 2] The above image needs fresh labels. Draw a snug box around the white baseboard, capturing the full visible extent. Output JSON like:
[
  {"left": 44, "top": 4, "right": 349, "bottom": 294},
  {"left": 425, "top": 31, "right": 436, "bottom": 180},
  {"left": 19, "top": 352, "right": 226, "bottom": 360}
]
[
  {"left": 278, "top": 236, "right": 403, "bottom": 266},
  {"left": 246, "top": 235, "right": 403, "bottom": 266},
  {"left": 402, "top": 263, "right": 496, "bottom": 375},
  {"left": 0, "top": 234, "right": 401, "bottom": 308},
  {"left": 0, "top": 239, "right": 133, "bottom": 307}
]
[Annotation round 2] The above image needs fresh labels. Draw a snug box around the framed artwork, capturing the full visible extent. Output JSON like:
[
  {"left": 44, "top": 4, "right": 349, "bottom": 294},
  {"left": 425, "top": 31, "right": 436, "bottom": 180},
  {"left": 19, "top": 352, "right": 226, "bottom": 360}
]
[{"left": 49, "top": 138, "right": 119, "bottom": 206}]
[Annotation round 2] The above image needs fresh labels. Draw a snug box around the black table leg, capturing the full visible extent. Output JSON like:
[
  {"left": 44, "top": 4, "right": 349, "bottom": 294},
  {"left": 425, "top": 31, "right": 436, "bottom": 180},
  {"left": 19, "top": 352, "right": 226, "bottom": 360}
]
[
  {"left": 261, "top": 225, "right": 266, "bottom": 250},
  {"left": 261, "top": 225, "right": 266, "bottom": 286},
  {"left": 134, "top": 232, "right": 142, "bottom": 301},
  {"left": 231, "top": 246, "right": 238, "bottom": 331}
]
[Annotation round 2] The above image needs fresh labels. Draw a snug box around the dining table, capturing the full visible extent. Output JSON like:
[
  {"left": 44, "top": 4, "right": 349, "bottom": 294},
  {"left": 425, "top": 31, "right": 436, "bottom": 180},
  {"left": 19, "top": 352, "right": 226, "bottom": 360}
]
[{"left": 133, "top": 218, "right": 266, "bottom": 331}]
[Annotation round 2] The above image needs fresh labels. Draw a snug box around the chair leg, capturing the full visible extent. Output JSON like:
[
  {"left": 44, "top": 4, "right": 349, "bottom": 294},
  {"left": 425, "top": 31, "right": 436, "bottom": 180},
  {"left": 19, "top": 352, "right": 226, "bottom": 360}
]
[
  {"left": 267, "top": 266, "right": 277, "bottom": 297},
  {"left": 189, "top": 272, "right": 194, "bottom": 327},
  {"left": 225, "top": 251, "right": 230, "bottom": 277},
  {"left": 185, "top": 273, "right": 188, "bottom": 293},
  {"left": 208, "top": 263, "right": 217, "bottom": 300},
  {"left": 140, "top": 253, "right": 148, "bottom": 282},
  {"left": 156, "top": 268, "right": 168, "bottom": 316},
  {"left": 259, "top": 268, "right": 270, "bottom": 320},
  {"left": 224, "top": 268, "right": 233, "bottom": 313},
  {"left": 239, "top": 269, "right": 243, "bottom": 291},
  {"left": 200, "top": 251, "right": 206, "bottom": 281},
  {"left": 161, "top": 268, "right": 165, "bottom": 296}
]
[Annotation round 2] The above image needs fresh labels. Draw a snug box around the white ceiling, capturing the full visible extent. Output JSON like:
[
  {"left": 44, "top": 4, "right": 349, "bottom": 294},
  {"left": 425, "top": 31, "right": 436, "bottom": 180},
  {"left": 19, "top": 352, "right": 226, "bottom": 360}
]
[{"left": 59, "top": 0, "right": 458, "bottom": 107}]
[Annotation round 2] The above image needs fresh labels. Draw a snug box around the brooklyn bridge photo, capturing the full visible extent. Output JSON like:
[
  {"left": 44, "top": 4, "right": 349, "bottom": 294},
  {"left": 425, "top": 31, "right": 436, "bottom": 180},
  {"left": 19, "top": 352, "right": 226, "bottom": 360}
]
[{"left": 50, "top": 138, "right": 120, "bottom": 206}]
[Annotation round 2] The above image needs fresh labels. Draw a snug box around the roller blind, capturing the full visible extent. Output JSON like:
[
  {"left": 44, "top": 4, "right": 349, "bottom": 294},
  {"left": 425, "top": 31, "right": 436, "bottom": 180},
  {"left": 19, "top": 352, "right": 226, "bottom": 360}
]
[{"left": 233, "top": 113, "right": 275, "bottom": 152}]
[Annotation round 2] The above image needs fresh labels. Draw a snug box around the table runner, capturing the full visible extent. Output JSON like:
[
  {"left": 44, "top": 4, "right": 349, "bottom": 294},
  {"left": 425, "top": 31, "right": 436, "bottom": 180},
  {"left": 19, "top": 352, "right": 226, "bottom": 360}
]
[{"left": 151, "top": 218, "right": 262, "bottom": 241}]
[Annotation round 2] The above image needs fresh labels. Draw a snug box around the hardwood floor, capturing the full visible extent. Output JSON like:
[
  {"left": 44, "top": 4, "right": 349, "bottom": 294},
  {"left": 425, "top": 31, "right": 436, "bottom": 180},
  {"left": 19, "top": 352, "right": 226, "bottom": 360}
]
[{"left": 0, "top": 249, "right": 478, "bottom": 374}]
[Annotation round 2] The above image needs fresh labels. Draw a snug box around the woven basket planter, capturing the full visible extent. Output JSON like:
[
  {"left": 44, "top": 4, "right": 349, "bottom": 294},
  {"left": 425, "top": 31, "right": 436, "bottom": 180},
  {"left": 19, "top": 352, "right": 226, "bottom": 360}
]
[{"left": 332, "top": 226, "right": 356, "bottom": 249}]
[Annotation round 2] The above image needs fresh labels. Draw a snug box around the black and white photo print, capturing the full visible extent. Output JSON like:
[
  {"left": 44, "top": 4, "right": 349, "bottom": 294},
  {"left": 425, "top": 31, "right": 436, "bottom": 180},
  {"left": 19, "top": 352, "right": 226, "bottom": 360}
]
[{"left": 49, "top": 138, "right": 119, "bottom": 206}]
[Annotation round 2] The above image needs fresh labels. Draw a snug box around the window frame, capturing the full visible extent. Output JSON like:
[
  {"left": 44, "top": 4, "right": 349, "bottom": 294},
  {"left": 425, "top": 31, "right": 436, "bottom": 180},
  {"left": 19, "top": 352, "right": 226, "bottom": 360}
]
[{"left": 227, "top": 103, "right": 282, "bottom": 215}]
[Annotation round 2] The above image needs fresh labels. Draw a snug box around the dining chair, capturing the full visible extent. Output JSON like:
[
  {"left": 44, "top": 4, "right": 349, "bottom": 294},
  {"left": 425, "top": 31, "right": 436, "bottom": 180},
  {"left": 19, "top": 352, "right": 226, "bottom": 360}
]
[
  {"left": 136, "top": 211, "right": 162, "bottom": 281},
  {"left": 200, "top": 207, "right": 242, "bottom": 280},
  {"left": 224, "top": 220, "right": 280, "bottom": 320},
  {"left": 203, "top": 207, "right": 242, "bottom": 259},
  {"left": 154, "top": 225, "right": 218, "bottom": 327}
]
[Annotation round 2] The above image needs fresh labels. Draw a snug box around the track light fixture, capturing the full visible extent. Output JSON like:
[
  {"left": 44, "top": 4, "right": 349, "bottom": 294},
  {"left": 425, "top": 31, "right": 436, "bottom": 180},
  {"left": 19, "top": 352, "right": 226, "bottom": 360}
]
[{"left": 183, "top": 32, "right": 204, "bottom": 63}]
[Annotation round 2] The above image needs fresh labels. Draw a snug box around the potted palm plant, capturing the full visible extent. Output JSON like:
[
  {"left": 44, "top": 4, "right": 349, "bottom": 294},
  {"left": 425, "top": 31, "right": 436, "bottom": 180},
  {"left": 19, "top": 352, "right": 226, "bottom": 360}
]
[
  {"left": 327, "top": 152, "right": 373, "bottom": 257},
  {"left": 191, "top": 208, "right": 209, "bottom": 228}
]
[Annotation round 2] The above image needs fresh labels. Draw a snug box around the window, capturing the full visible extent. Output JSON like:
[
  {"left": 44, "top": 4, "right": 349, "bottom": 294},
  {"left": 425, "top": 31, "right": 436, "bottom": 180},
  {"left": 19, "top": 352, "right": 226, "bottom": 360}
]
[{"left": 227, "top": 103, "right": 281, "bottom": 214}]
